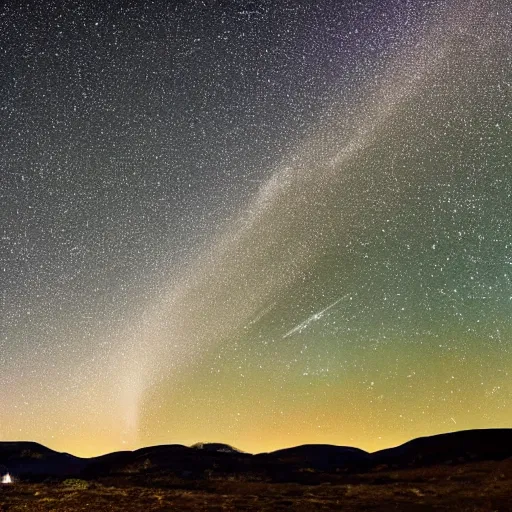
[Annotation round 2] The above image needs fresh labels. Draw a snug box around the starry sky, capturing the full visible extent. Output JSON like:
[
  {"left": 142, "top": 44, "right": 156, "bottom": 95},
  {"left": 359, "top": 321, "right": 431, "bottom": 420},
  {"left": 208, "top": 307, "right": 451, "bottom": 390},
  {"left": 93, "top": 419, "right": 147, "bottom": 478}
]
[{"left": 1, "top": 0, "right": 511, "bottom": 458}]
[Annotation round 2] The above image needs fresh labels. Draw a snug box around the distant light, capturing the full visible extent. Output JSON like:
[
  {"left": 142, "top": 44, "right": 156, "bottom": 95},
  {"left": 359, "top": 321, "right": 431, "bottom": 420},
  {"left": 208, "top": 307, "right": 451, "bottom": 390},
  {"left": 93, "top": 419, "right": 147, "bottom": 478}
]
[{"left": 2, "top": 473, "right": 12, "bottom": 484}]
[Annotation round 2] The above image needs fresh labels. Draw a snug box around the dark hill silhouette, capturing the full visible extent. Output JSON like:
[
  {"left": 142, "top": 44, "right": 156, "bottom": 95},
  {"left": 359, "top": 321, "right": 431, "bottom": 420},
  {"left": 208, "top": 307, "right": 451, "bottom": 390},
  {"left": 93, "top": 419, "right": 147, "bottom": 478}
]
[
  {"left": 191, "top": 442, "right": 243, "bottom": 454},
  {"left": 371, "top": 428, "right": 512, "bottom": 468},
  {"left": 1, "top": 429, "right": 510, "bottom": 481},
  {"left": 0, "top": 441, "right": 58, "bottom": 459},
  {"left": 256, "top": 444, "right": 370, "bottom": 472},
  {"left": 0, "top": 441, "right": 86, "bottom": 478},
  {"left": 83, "top": 444, "right": 251, "bottom": 478}
]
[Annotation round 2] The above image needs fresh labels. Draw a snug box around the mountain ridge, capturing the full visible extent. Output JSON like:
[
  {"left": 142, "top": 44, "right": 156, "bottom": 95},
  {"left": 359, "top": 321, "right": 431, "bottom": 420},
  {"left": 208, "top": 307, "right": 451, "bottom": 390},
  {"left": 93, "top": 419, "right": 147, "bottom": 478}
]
[{"left": 1, "top": 428, "right": 510, "bottom": 480}]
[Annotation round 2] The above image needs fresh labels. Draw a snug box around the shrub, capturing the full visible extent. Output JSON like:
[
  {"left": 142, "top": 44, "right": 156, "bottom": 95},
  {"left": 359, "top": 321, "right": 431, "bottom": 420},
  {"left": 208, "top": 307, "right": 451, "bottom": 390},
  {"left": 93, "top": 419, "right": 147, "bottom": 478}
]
[{"left": 62, "top": 478, "right": 90, "bottom": 490}]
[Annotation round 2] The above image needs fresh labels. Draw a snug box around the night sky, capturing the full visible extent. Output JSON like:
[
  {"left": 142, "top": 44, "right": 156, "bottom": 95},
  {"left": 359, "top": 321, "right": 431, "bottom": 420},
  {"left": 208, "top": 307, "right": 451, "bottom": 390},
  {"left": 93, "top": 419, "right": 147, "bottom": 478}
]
[{"left": 1, "top": 0, "right": 511, "bottom": 457}]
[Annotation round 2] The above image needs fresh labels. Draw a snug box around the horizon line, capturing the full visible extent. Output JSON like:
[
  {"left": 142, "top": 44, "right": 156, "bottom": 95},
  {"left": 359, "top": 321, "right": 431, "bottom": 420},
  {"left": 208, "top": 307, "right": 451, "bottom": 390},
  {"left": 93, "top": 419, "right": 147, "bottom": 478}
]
[{"left": 1, "top": 427, "right": 510, "bottom": 460}]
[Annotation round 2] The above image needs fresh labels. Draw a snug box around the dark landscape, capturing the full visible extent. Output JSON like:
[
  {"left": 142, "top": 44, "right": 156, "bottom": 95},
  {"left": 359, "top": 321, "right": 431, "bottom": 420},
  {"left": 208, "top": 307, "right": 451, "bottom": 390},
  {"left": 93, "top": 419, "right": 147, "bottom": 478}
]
[{"left": 1, "top": 429, "right": 511, "bottom": 511}]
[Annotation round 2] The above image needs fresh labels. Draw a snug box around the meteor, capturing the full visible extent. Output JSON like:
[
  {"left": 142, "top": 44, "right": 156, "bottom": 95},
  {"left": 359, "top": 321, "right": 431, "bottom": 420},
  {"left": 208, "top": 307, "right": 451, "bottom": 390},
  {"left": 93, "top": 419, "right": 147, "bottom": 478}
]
[{"left": 283, "top": 296, "right": 347, "bottom": 339}]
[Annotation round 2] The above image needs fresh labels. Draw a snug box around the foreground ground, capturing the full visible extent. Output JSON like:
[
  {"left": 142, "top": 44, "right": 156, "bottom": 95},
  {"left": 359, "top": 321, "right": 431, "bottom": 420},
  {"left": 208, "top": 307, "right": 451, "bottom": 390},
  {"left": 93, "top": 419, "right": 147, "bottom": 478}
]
[{"left": 0, "top": 458, "right": 510, "bottom": 511}]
